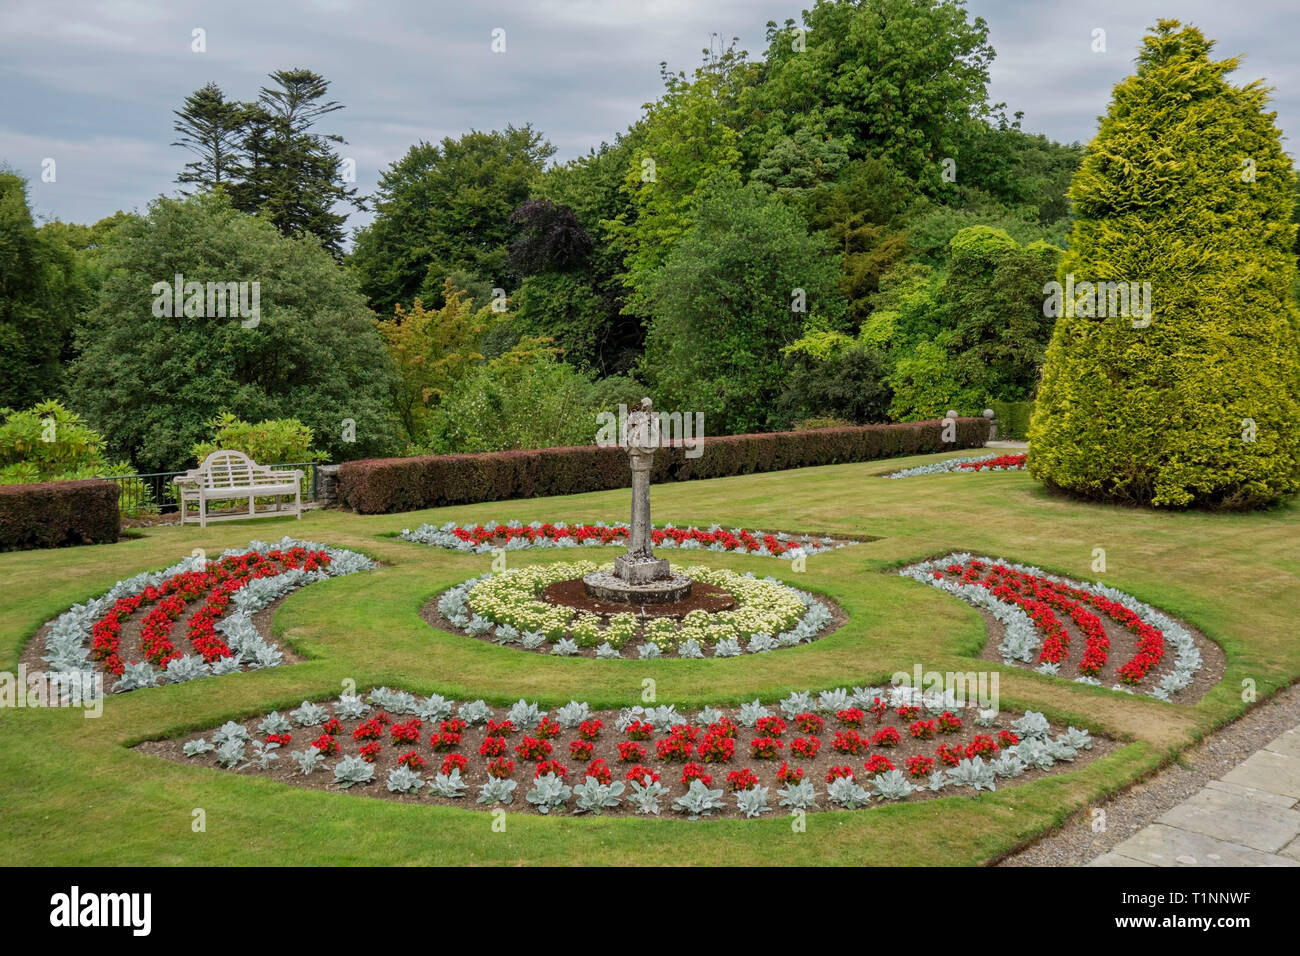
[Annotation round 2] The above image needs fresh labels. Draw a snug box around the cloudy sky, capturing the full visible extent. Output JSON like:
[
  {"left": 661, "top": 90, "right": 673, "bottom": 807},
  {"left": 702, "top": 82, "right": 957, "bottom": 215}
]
[{"left": 2, "top": 0, "right": 1296, "bottom": 237}]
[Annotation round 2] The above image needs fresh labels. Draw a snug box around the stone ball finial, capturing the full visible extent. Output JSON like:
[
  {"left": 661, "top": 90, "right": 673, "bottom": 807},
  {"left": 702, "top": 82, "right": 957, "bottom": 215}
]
[
  {"left": 945, "top": 409, "right": 958, "bottom": 419},
  {"left": 982, "top": 408, "right": 995, "bottom": 419}
]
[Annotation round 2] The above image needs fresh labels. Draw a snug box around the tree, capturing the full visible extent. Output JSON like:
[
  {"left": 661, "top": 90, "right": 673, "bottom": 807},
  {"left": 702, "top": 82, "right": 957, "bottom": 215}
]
[
  {"left": 0, "top": 172, "right": 80, "bottom": 408},
  {"left": 172, "top": 82, "right": 245, "bottom": 192},
  {"left": 374, "top": 282, "right": 488, "bottom": 446},
  {"left": 1030, "top": 21, "right": 1300, "bottom": 508},
  {"left": 602, "top": 45, "right": 753, "bottom": 313},
  {"left": 172, "top": 72, "right": 362, "bottom": 256},
  {"left": 939, "top": 226, "right": 1060, "bottom": 401},
  {"left": 349, "top": 126, "right": 554, "bottom": 315},
  {"left": 754, "top": 0, "right": 998, "bottom": 189},
  {"left": 244, "top": 69, "right": 363, "bottom": 256},
  {"left": 522, "top": 131, "right": 647, "bottom": 374},
  {"left": 641, "top": 182, "right": 844, "bottom": 434},
  {"left": 68, "top": 191, "right": 400, "bottom": 472},
  {"left": 508, "top": 199, "right": 592, "bottom": 274}
]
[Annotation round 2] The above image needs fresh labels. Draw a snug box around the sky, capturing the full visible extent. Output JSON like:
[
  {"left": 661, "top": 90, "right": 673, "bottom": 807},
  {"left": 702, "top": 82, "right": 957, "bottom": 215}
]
[{"left": 2, "top": 0, "right": 1297, "bottom": 237}]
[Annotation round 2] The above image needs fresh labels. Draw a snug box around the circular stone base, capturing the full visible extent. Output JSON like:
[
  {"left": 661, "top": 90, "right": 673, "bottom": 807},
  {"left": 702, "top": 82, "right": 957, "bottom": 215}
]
[{"left": 581, "top": 570, "right": 693, "bottom": 606}]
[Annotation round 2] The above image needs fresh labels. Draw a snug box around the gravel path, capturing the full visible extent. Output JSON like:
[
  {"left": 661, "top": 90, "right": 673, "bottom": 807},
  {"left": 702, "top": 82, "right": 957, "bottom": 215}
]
[{"left": 998, "top": 682, "right": 1300, "bottom": 866}]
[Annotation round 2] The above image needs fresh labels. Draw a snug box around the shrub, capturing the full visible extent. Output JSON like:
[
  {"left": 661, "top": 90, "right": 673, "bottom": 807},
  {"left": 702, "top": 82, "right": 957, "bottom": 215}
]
[
  {"left": 1029, "top": 21, "right": 1300, "bottom": 508},
  {"left": 0, "top": 479, "right": 119, "bottom": 550},
  {"left": 990, "top": 399, "right": 1033, "bottom": 441},
  {"left": 338, "top": 417, "right": 986, "bottom": 513}
]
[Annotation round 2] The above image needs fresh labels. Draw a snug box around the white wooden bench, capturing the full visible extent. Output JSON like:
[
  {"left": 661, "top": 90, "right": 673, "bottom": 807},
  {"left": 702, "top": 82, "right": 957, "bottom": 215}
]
[{"left": 174, "top": 450, "right": 303, "bottom": 528}]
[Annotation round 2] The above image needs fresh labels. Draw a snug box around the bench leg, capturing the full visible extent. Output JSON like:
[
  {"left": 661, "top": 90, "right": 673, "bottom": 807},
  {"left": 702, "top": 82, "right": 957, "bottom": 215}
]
[
  {"left": 199, "top": 495, "right": 206, "bottom": 529},
  {"left": 249, "top": 495, "right": 256, "bottom": 519},
  {"left": 295, "top": 486, "right": 301, "bottom": 519}
]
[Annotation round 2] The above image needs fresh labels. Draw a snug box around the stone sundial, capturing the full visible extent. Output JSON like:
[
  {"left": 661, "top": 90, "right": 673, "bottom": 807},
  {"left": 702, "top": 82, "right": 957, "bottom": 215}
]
[{"left": 582, "top": 398, "right": 693, "bottom": 605}]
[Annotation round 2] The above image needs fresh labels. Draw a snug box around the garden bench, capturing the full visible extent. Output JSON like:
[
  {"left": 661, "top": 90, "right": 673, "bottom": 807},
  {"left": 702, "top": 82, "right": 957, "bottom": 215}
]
[{"left": 173, "top": 450, "right": 303, "bottom": 528}]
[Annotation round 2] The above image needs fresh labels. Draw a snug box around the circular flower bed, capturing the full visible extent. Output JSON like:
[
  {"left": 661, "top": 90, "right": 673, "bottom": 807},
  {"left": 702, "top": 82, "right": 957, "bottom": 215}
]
[
  {"left": 900, "top": 554, "right": 1219, "bottom": 702},
  {"left": 432, "top": 561, "right": 837, "bottom": 658},
  {"left": 882, "top": 453, "right": 1026, "bottom": 479},
  {"left": 35, "top": 536, "right": 376, "bottom": 696},
  {"left": 143, "top": 684, "right": 1110, "bottom": 818},
  {"left": 401, "top": 520, "right": 858, "bottom": 561}
]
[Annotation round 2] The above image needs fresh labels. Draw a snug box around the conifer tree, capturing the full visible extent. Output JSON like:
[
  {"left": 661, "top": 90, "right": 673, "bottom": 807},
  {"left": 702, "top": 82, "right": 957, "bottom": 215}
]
[{"left": 1029, "top": 21, "right": 1300, "bottom": 508}]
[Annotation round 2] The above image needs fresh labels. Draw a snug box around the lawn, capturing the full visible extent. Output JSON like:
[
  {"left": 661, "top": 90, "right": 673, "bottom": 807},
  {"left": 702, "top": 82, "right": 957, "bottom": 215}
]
[{"left": 2, "top": 449, "right": 1296, "bottom": 865}]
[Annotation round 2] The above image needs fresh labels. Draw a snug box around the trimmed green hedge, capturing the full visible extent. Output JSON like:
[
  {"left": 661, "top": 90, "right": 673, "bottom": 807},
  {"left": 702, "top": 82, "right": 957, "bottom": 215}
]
[
  {"left": 0, "top": 479, "right": 120, "bottom": 551},
  {"left": 991, "top": 400, "right": 1033, "bottom": 441},
  {"left": 338, "top": 418, "right": 987, "bottom": 514}
]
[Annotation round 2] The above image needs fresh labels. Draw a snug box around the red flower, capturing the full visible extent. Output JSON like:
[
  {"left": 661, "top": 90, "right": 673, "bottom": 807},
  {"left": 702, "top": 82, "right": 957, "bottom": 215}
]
[
  {"left": 756, "top": 715, "right": 787, "bottom": 737},
  {"left": 777, "top": 761, "right": 803, "bottom": 785},
  {"left": 864, "top": 754, "right": 895, "bottom": 775},
  {"left": 486, "top": 757, "right": 514, "bottom": 779},
  {"left": 905, "top": 755, "right": 934, "bottom": 779},
  {"left": 577, "top": 719, "right": 604, "bottom": 741},
  {"left": 681, "top": 762, "right": 712, "bottom": 787},
  {"left": 617, "top": 741, "right": 647, "bottom": 763},
  {"left": 726, "top": 768, "right": 759, "bottom": 792},
  {"left": 831, "top": 730, "right": 866, "bottom": 755},
  {"left": 625, "top": 764, "right": 660, "bottom": 786},
  {"left": 585, "top": 759, "right": 612, "bottom": 785},
  {"left": 515, "top": 736, "right": 552, "bottom": 761},
  {"left": 871, "top": 727, "right": 901, "bottom": 748},
  {"left": 836, "top": 708, "right": 865, "bottom": 728},
  {"left": 790, "top": 736, "right": 821, "bottom": 759},
  {"left": 358, "top": 741, "right": 382, "bottom": 763},
  {"left": 440, "top": 753, "right": 468, "bottom": 775},
  {"left": 478, "top": 735, "right": 508, "bottom": 758},
  {"left": 534, "top": 759, "right": 569, "bottom": 779},
  {"left": 749, "top": 736, "right": 784, "bottom": 760},
  {"left": 826, "top": 765, "right": 855, "bottom": 782},
  {"left": 793, "top": 713, "right": 824, "bottom": 734}
]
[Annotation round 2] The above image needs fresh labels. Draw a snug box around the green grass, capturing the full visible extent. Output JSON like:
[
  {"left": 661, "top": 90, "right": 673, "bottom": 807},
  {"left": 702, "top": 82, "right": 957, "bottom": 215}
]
[{"left": 2, "top": 449, "right": 1297, "bottom": 865}]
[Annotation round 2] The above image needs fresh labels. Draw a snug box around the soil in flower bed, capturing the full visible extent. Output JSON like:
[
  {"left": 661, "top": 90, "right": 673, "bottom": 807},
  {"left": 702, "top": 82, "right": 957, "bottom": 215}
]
[
  {"left": 20, "top": 595, "right": 300, "bottom": 694},
  {"left": 539, "top": 577, "right": 737, "bottom": 618},
  {"left": 137, "top": 692, "right": 1116, "bottom": 818},
  {"left": 420, "top": 590, "right": 848, "bottom": 658}
]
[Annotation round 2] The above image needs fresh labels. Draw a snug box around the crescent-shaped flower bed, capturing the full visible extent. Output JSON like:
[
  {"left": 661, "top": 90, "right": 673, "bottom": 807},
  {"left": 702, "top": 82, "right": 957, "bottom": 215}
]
[
  {"left": 430, "top": 561, "right": 839, "bottom": 658},
  {"left": 400, "top": 520, "right": 858, "bottom": 560},
  {"left": 140, "top": 684, "right": 1112, "bottom": 818},
  {"left": 883, "top": 453, "right": 1026, "bottom": 479},
  {"left": 34, "top": 536, "right": 376, "bottom": 695},
  {"left": 900, "top": 554, "right": 1221, "bottom": 703}
]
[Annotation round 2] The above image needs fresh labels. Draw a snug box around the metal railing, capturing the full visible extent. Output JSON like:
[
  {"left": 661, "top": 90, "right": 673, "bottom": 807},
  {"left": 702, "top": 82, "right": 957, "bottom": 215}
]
[{"left": 99, "top": 462, "right": 323, "bottom": 516}]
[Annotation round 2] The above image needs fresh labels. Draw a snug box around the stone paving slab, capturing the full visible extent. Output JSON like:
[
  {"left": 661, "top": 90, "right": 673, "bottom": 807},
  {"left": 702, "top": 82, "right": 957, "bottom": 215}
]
[
  {"left": 1221, "top": 749, "right": 1300, "bottom": 800},
  {"left": 1089, "top": 851, "right": 1154, "bottom": 867},
  {"left": 1264, "top": 727, "right": 1300, "bottom": 759},
  {"left": 1155, "top": 787, "right": 1300, "bottom": 852},
  {"left": 1099, "top": 824, "right": 1299, "bottom": 867},
  {"left": 1204, "top": 778, "right": 1298, "bottom": 809}
]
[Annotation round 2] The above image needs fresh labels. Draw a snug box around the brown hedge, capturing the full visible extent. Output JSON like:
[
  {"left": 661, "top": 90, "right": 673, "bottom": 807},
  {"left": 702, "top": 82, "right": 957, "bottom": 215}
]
[
  {"left": 338, "top": 418, "right": 987, "bottom": 515},
  {"left": 0, "top": 479, "right": 121, "bottom": 551}
]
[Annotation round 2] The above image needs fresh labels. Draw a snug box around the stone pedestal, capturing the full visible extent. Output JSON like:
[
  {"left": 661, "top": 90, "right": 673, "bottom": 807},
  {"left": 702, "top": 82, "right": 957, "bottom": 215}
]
[{"left": 581, "top": 396, "right": 692, "bottom": 606}]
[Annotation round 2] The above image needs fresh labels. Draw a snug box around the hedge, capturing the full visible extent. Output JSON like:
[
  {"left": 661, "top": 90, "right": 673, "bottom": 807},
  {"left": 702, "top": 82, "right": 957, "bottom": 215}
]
[
  {"left": 990, "top": 400, "right": 1033, "bottom": 442},
  {"left": 338, "top": 418, "right": 987, "bottom": 514},
  {"left": 0, "top": 479, "right": 120, "bottom": 551}
]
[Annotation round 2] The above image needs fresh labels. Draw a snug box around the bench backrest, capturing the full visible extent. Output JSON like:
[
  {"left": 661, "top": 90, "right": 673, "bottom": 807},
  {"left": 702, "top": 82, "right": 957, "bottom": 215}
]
[{"left": 197, "top": 450, "right": 257, "bottom": 489}]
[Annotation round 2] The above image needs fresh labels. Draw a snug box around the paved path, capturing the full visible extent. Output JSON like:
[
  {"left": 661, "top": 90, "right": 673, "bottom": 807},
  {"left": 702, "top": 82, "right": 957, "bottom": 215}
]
[{"left": 1090, "top": 725, "right": 1300, "bottom": 867}]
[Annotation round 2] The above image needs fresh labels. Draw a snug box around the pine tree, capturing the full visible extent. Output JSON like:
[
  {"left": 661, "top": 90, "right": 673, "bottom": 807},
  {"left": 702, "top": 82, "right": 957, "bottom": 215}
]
[
  {"left": 172, "top": 83, "right": 245, "bottom": 192},
  {"left": 250, "top": 69, "right": 363, "bottom": 256},
  {"left": 1029, "top": 21, "right": 1300, "bottom": 508}
]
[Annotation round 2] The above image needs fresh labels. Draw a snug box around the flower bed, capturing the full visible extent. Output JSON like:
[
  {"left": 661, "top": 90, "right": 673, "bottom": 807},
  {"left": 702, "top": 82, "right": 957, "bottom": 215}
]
[
  {"left": 900, "top": 554, "right": 1213, "bottom": 702},
  {"left": 142, "top": 684, "right": 1110, "bottom": 818},
  {"left": 400, "top": 520, "right": 857, "bottom": 561},
  {"left": 882, "top": 453, "right": 1026, "bottom": 479},
  {"left": 37, "top": 536, "right": 376, "bottom": 696},
  {"left": 432, "top": 561, "right": 837, "bottom": 658}
]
